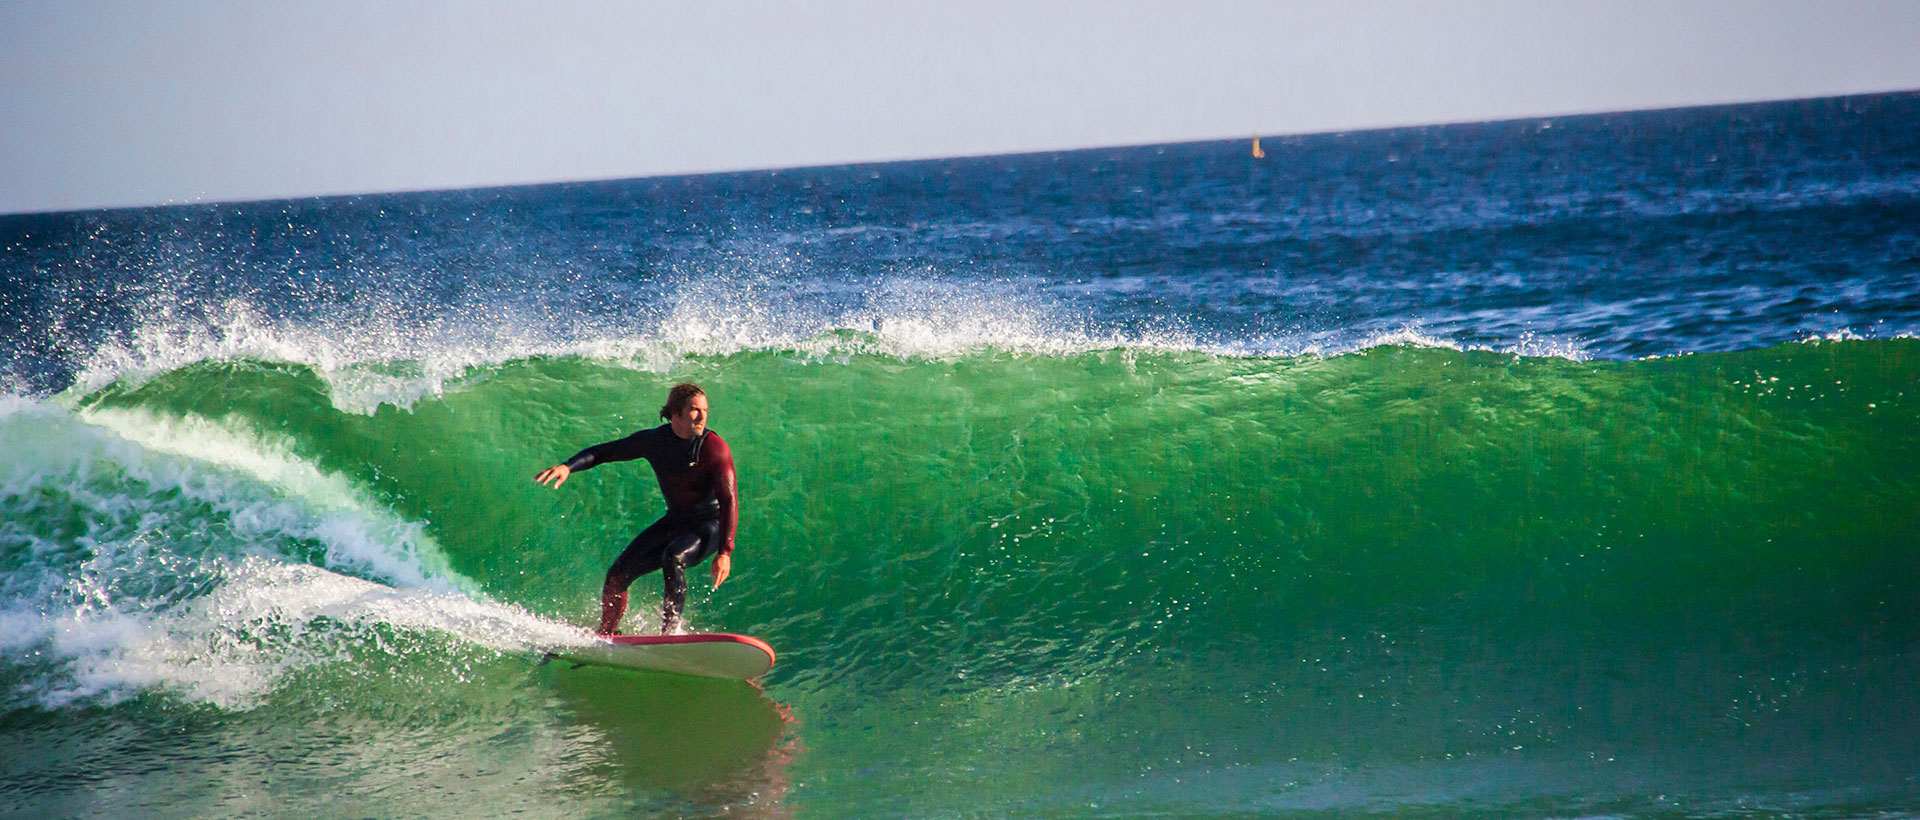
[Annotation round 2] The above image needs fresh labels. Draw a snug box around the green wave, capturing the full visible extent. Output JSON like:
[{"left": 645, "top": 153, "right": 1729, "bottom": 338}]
[
  {"left": 59, "top": 338, "right": 1920, "bottom": 798},
  {"left": 73, "top": 340, "right": 1915, "bottom": 650}
]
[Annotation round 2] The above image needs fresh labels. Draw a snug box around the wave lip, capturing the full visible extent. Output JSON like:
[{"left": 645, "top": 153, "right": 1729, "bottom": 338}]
[{"left": 51, "top": 284, "right": 1626, "bottom": 416}]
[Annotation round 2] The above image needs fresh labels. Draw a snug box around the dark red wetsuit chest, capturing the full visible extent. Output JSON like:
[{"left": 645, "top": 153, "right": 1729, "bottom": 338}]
[
  {"left": 563, "top": 425, "right": 735, "bottom": 516},
  {"left": 643, "top": 433, "right": 721, "bottom": 513}
]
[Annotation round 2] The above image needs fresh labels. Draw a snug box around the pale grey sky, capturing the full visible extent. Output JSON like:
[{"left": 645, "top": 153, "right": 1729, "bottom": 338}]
[{"left": 5, "top": 0, "right": 1920, "bottom": 214}]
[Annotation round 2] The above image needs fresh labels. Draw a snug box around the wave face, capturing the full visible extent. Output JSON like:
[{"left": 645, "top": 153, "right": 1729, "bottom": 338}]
[
  {"left": 4, "top": 93, "right": 1920, "bottom": 818},
  {"left": 5, "top": 340, "right": 1916, "bottom": 817}
]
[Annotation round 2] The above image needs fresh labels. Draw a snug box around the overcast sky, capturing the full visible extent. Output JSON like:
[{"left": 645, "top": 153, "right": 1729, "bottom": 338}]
[{"left": 5, "top": 0, "right": 1920, "bottom": 215}]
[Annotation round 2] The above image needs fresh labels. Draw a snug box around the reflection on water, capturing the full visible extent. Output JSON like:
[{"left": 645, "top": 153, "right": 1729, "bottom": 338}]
[{"left": 548, "top": 665, "right": 798, "bottom": 814}]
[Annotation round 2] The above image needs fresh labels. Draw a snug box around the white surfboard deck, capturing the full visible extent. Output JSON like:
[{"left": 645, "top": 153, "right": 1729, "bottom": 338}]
[{"left": 549, "top": 633, "right": 776, "bottom": 680}]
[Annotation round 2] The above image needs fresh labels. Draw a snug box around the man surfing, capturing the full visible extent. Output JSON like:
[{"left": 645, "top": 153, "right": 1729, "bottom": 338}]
[{"left": 534, "top": 382, "right": 737, "bottom": 635}]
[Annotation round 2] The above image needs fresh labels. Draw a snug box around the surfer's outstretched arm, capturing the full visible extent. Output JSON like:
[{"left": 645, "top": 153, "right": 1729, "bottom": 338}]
[{"left": 535, "top": 433, "right": 648, "bottom": 488}]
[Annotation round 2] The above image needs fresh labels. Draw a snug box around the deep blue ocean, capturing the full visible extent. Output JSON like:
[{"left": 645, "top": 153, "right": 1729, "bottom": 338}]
[{"left": 2, "top": 91, "right": 1918, "bottom": 819}]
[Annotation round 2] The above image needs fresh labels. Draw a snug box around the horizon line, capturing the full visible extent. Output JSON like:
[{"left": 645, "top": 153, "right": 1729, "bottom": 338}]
[{"left": 8, "top": 86, "right": 1916, "bottom": 220}]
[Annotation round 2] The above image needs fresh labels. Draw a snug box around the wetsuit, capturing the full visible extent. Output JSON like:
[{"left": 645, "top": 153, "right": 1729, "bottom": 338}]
[{"left": 563, "top": 424, "right": 737, "bottom": 632}]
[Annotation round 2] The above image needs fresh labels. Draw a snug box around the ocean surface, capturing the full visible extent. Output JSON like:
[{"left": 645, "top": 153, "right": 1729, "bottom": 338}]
[{"left": 3, "top": 91, "right": 1918, "bottom": 819}]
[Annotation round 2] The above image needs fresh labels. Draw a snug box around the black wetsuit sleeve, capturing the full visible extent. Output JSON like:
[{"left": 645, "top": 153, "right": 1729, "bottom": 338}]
[{"left": 562, "top": 431, "right": 647, "bottom": 472}]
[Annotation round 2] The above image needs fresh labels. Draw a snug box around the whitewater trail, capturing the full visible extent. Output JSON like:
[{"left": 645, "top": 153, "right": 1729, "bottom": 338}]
[{"left": 1, "top": 397, "right": 593, "bottom": 710}]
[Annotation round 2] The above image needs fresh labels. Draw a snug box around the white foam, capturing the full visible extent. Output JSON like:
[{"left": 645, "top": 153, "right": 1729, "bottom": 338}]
[
  {"left": 1350, "top": 327, "right": 1467, "bottom": 353},
  {"left": 13, "top": 558, "right": 591, "bottom": 710},
  {"left": 55, "top": 275, "right": 1612, "bottom": 416},
  {"left": 69, "top": 404, "right": 470, "bottom": 592},
  {"left": 1501, "top": 332, "right": 1593, "bottom": 361},
  {"left": 1, "top": 398, "right": 593, "bottom": 709},
  {"left": 61, "top": 283, "right": 1211, "bottom": 412},
  {"left": 1254, "top": 326, "right": 1591, "bottom": 361},
  {"left": 68, "top": 298, "right": 547, "bottom": 414},
  {"left": 1803, "top": 327, "right": 1869, "bottom": 344}
]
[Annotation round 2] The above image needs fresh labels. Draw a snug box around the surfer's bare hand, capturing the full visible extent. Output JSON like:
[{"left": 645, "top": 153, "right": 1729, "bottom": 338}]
[
  {"left": 711, "top": 552, "right": 731, "bottom": 589},
  {"left": 534, "top": 464, "right": 571, "bottom": 488}
]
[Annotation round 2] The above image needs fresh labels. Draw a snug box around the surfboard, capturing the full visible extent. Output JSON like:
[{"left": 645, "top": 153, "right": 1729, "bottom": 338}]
[{"left": 547, "top": 633, "right": 776, "bottom": 680}]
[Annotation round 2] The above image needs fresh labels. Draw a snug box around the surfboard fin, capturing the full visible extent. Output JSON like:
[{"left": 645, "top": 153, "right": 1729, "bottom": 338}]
[{"left": 537, "top": 651, "right": 590, "bottom": 670}]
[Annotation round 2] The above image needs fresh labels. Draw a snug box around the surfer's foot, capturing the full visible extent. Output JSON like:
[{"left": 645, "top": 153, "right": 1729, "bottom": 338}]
[{"left": 661, "top": 617, "right": 686, "bottom": 636}]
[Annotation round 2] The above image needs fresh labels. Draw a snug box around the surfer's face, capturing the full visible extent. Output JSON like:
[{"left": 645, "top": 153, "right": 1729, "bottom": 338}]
[{"left": 671, "top": 393, "right": 709, "bottom": 438}]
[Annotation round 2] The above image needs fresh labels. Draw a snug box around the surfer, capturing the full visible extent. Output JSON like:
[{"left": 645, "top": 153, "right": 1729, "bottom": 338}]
[{"left": 534, "top": 382, "right": 738, "bottom": 635}]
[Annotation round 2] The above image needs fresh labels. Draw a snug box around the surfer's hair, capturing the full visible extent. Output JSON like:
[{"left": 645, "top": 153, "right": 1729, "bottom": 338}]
[{"left": 660, "top": 382, "right": 706, "bottom": 420}]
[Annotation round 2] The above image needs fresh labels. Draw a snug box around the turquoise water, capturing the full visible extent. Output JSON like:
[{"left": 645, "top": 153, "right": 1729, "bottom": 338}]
[{"left": 3, "top": 338, "right": 1915, "bottom": 817}]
